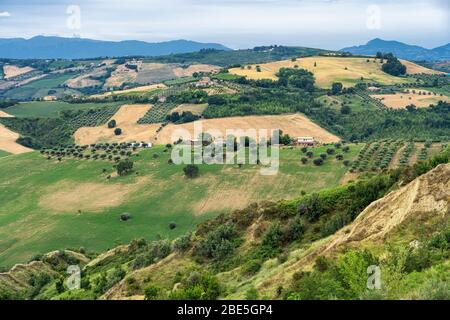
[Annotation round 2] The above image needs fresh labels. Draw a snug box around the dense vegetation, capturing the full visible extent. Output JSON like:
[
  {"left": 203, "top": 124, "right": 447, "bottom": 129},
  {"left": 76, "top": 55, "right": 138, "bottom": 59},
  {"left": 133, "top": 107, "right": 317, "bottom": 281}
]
[{"left": 144, "top": 46, "right": 331, "bottom": 67}]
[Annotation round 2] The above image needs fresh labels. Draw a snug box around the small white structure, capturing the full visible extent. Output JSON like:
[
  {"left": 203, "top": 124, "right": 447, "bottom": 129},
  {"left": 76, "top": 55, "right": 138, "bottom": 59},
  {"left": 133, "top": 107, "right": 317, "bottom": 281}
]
[
  {"left": 130, "top": 142, "right": 152, "bottom": 148},
  {"left": 296, "top": 137, "right": 315, "bottom": 146}
]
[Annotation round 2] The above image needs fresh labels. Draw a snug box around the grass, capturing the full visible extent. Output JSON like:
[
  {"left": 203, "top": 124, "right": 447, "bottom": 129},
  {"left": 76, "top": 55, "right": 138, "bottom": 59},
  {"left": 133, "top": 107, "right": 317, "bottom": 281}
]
[
  {"left": 0, "top": 143, "right": 362, "bottom": 268},
  {"left": 229, "top": 56, "right": 416, "bottom": 88},
  {"left": 317, "top": 94, "right": 377, "bottom": 113},
  {"left": 0, "top": 150, "right": 10, "bottom": 158},
  {"left": 4, "top": 101, "right": 124, "bottom": 118},
  {"left": 2, "top": 73, "right": 77, "bottom": 100}
]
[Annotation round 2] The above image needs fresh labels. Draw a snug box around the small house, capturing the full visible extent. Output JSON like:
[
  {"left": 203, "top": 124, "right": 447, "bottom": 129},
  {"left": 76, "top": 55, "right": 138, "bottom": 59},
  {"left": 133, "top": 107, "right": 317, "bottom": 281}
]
[{"left": 296, "top": 137, "right": 315, "bottom": 146}]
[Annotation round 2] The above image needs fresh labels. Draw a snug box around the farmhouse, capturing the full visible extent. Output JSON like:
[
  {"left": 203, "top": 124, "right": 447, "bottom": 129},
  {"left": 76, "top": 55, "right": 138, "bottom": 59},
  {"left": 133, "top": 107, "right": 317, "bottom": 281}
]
[{"left": 296, "top": 136, "right": 315, "bottom": 146}]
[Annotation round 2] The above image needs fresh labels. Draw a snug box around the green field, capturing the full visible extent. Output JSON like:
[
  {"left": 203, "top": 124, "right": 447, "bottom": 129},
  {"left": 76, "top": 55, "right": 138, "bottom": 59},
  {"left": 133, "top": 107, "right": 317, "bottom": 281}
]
[
  {"left": 0, "top": 144, "right": 361, "bottom": 268},
  {"left": 2, "top": 73, "right": 78, "bottom": 100},
  {"left": 0, "top": 150, "right": 10, "bottom": 158},
  {"left": 5, "top": 101, "right": 124, "bottom": 118}
]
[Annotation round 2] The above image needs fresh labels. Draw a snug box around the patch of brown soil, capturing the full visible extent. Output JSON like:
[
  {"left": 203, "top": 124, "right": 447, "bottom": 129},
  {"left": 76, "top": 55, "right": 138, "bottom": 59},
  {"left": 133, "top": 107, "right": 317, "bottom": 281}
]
[
  {"left": 256, "top": 163, "right": 450, "bottom": 296},
  {"left": 74, "top": 104, "right": 161, "bottom": 145},
  {"left": 0, "top": 110, "right": 14, "bottom": 118},
  {"left": 371, "top": 91, "right": 450, "bottom": 109},
  {"left": 172, "top": 64, "right": 221, "bottom": 77},
  {"left": 400, "top": 59, "right": 443, "bottom": 75},
  {"left": 171, "top": 103, "right": 208, "bottom": 116},
  {"left": 0, "top": 124, "right": 33, "bottom": 154},
  {"left": 38, "top": 178, "right": 147, "bottom": 213},
  {"left": 3, "top": 65, "right": 34, "bottom": 79},
  {"left": 157, "top": 114, "right": 340, "bottom": 145}
]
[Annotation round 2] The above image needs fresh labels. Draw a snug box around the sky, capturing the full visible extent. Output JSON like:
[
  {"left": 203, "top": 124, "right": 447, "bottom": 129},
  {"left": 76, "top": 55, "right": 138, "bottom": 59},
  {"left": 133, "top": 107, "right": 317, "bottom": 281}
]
[{"left": 0, "top": 0, "right": 448, "bottom": 50}]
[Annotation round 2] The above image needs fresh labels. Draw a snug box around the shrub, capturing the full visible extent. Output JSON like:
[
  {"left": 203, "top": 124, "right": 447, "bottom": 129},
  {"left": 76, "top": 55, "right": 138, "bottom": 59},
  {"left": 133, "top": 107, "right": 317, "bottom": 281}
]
[
  {"left": 144, "top": 284, "right": 162, "bottom": 300},
  {"left": 169, "top": 222, "right": 177, "bottom": 230},
  {"left": 183, "top": 164, "right": 199, "bottom": 178},
  {"left": 197, "top": 223, "right": 237, "bottom": 260},
  {"left": 313, "top": 158, "right": 324, "bottom": 166},
  {"left": 306, "top": 151, "right": 314, "bottom": 158},
  {"left": 301, "top": 157, "right": 308, "bottom": 164},
  {"left": 116, "top": 159, "right": 133, "bottom": 175},
  {"left": 107, "top": 119, "right": 116, "bottom": 128},
  {"left": 173, "top": 233, "right": 192, "bottom": 252},
  {"left": 336, "top": 154, "right": 344, "bottom": 161},
  {"left": 320, "top": 153, "right": 327, "bottom": 160},
  {"left": 114, "top": 128, "right": 122, "bottom": 135}
]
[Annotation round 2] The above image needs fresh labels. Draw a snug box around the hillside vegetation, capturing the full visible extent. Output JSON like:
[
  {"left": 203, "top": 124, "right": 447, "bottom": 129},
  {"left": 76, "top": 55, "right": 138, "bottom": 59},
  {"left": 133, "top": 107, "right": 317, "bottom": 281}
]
[
  {"left": 1, "top": 147, "right": 448, "bottom": 300},
  {"left": 0, "top": 143, "right": 361, "bottom": 268}
]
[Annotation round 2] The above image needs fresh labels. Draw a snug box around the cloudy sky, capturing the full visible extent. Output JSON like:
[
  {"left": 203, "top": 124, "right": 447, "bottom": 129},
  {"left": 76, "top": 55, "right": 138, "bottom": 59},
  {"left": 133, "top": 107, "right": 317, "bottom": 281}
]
[{"left": 0, "top": 0, "right": 448, "bottom": 49}]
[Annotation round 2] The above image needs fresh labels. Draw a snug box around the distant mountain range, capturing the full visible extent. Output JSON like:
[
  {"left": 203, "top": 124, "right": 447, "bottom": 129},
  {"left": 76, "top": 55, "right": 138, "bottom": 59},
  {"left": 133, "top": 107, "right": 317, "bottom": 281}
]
[
  {"left": 0, "top": 36, "right": 231, "bottom": 59},
  {"left": 341, "top": 38, "right": 450, "bottom": 61}
]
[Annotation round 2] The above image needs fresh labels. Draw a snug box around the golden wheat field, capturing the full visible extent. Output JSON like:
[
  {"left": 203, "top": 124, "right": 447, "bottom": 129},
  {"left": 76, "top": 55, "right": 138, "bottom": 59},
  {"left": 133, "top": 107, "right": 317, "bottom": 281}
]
[{"left": 229, "top": 56, "right": 424, "bottom": 88}]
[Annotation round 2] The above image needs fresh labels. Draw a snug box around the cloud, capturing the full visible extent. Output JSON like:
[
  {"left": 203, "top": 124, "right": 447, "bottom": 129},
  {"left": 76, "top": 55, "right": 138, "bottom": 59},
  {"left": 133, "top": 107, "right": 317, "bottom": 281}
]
[{"left": 0, "top": 11, "right": 11, "bottom": 17}]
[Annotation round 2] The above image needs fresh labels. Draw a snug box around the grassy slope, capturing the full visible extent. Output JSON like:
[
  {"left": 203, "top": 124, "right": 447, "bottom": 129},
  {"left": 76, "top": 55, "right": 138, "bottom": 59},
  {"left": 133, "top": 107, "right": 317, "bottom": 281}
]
[
  {"left": 0, "top": 150, "right": 10, "bottom": 158},
  {"left": 0, "top": 144, "right": 361, "bottom": 268},
  {"left": 5, "top": 101, "right": 124, "bottom": 118},
  {"left": 2, "top": 74, "right": 76, "bottom": 100}
]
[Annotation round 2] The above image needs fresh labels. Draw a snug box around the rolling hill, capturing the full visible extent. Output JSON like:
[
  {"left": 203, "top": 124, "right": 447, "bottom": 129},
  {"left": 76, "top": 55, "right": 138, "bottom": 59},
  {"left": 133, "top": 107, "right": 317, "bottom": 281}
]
[
  {"left": 341, "top": 38, "right": 450, "bottom": 61},
  {"left": 0, "top": 36, "right": 231, "bottom": 59},
  {"left": 1, "top": 152, "right": 448, "bottom": 300}
]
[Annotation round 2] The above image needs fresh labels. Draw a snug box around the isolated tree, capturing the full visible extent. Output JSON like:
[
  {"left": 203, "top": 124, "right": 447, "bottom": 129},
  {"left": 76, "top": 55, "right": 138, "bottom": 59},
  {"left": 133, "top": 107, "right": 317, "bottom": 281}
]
[
  {"left": 116, "top": 159, "right": 133, "bottom": 176},
  {"left": 341, "top": 105, "right": 351, "bottom": 115},
  {"left": 114, "top": 128, "right": 122, "bottom": 136},
  {"left": 108, "top": 119, "right": 117, "bottom": 128},
  {"left": 331, "top": 82, "right": 343, "bottom": 95},
  {"left": 313, "top": 158, "right": 324, "bottom": 166},
  {"left": 183, "top": 164, "right": 199, "bottom": 178},
  {"left": 301, "top": 157, "right": 308, "bottom": 164}
]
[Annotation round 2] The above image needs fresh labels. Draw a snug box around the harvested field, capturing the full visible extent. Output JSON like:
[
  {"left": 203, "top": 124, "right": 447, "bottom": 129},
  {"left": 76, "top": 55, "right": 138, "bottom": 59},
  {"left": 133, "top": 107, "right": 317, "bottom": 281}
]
[
  {"left": 3, "top": 65, "right": 34, "bottom": 79},
  {"left": 0, "top": 124, "right": 33, "bottom": 154},
  {"left": 0, "top": 110, "right": 14, "bottom": 118},
  {"left": 75, "top": 106, "right": 339, "bottom": 145},
  {"left": 74, "top": 104, "right": 161, "bottom": 145},
  {"left": 229, "top": 56, "right": 417, "bottom": 88},
  {"left": 173, "top": 64, "right": 221, "bottom": 77},
  {"left": 135, "top": 63, "right": 176, "bottom": 84},
  {"left": 104, "top": 63, "right": 139, "bottom": 88},
  {"left": 156, "top": 114, "right": 340, "bottom": 145},
  {"left": 92, "top": 83, "right": 166, "bottom": 98},
  {"left": 371, "top": 90, "right": 450, "bottom": 109},
  {"left": 400, "top": 59, "right": 443, "bottom": 75},
  {"left": 65, "top": 68, "right": 107, "bottom": 88},
  {"left": 39, "top": 180, "right": 144, "bottom": 213},
  {"left": 171, "top": 103, "right": 208, "bottom": 116}
]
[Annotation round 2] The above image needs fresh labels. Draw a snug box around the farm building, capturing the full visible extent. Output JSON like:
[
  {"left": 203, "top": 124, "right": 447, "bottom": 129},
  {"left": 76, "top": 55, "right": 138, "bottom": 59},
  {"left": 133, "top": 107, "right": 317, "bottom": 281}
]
[{"left": 296, "top": 137, "right": 315, "bottom": 146}]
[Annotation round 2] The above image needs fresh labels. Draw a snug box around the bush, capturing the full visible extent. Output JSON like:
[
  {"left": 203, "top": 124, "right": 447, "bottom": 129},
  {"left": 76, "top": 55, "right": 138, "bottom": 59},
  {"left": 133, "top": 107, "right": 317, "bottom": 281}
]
[
  {"left": 169, "top": 222, "right": 177, "bottom": 230},
  {"left": 336, "top": 154, "right": 344, "bottom": 161},
  {"left": 183, "top": 164, "right": 199, "bottom": 178},
  {"left": 301, "top": 157, "right": 308, "bottom": 164},
  {"left": 173, "top": 234, "right": 192, "bottom": 252},
  {"left": 313, "top": 158, "right": 324, "bottom": 166},
  {"left": 114, "top": 128, "right": 122, "bottom": 135},
  {"left": 107, "top": 119, "right": 116, "bottom": 128},
  {"left": 144, "top": 284, "right": 162, "bottom": 300},
  {"left": 116, "top": 159, "right": 133, "bottom": 175},
  {"left": 197, "top": 223, "right": 238, "bottom": 260}
]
